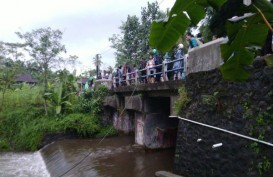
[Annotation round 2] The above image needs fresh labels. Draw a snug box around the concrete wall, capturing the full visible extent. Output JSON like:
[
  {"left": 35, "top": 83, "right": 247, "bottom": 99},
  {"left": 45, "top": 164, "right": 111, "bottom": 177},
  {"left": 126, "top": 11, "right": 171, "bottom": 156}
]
[
  {"left": 113, "top": 110, "right": 134, "bottom": 134},
  {"left": 186, "top": 37, "right": 228, "bottom": 75},
  {"left": 144, "top": 113, "right": 178, "bottom": 149},
  {"left": 125, "top": 95, "right": 143, "bottom": 112},
  {"left": 135, "top": 112, "right": 145, "bottom": 145}
]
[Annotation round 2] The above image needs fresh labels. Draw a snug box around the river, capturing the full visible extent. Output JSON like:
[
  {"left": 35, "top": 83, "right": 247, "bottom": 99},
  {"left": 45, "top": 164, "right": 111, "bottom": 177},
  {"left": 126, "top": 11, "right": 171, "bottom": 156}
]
[{"left": 0, "top": 136, "right": 175, "bottom": 177}]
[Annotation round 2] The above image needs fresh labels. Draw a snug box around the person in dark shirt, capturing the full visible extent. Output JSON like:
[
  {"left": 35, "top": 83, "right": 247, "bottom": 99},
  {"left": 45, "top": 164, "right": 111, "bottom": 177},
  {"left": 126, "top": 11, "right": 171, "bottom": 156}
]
[
  {"left": 152, "top": 49, "right": 162, "bottom": 82},
  {"left": 139, "top": 58, "right": 147, "bottom": 83}
]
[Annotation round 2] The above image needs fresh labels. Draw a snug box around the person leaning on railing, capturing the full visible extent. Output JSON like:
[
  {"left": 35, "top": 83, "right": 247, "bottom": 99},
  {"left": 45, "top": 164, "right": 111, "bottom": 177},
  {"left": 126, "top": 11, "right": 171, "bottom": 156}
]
[
  {"left": 145, "top": 55, "right": 156, "bottom": 83},
  {"left": 122, "top": 63, "right": 130, "bottom": 86},
  {"left": 172, "top": 43, "right": 185, "bottom": 80},
  {"left": 151, "top": 49, "right": 162, "bottom": 83},
  {"left": 131, "top": 64, "right": 138, "bottom": 85},
  {"left": 139, "top": 59, "right": 147, "bottom": 83},
  {"left": 113, "top": 67, "right": 121, "bottom": 88},
  {"left": 185, "top": 32, "right": 199, "bottom": 49}
]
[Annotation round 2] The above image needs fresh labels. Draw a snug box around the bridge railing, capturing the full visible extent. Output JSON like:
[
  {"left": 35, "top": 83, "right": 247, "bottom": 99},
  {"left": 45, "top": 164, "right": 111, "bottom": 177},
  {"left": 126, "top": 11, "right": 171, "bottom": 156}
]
[
  {"left": 111, "top": 38, "right": 228, "bottom": 88},
  {"left": 112, "top": 57, "right": 184, "bottom": 88},
  {"left": 163, "top": 57, "right": 185, "bottom": 81}
]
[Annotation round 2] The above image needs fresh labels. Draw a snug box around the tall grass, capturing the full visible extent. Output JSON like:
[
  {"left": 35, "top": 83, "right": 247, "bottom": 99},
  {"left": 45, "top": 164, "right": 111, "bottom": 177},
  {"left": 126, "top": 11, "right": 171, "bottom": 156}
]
[
  {"left": 0, "top": 84, "right": 116, "bottom": 151},
  {"left": 1, "top": 84, "right": 44, "bottom": 109}
]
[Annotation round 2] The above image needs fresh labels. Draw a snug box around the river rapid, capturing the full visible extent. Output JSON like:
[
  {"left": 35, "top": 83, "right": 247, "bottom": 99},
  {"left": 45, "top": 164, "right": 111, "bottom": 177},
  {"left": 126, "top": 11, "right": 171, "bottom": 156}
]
[{"left": 0, "top": 136, "right": 175, "bottom": 177}]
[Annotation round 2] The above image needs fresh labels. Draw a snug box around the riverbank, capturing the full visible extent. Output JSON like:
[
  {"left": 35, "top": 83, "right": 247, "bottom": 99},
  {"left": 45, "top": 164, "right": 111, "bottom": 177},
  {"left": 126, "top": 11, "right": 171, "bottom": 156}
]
[{"left": 0, "top": 85, "right": 116, "bottom": 152}]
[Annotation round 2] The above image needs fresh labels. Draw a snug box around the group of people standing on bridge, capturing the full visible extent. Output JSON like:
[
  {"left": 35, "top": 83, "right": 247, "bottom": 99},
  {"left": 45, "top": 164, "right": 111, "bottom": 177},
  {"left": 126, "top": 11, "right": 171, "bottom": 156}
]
[{"left": 113, "top": 32, "right": 203, "bottom": 87}]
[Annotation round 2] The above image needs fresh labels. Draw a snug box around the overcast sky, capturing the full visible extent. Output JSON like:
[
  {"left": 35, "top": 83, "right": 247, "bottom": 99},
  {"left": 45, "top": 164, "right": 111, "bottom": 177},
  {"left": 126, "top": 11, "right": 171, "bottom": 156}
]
[{"left": 0, "top": 0, "right": 175, "bottom": 74}]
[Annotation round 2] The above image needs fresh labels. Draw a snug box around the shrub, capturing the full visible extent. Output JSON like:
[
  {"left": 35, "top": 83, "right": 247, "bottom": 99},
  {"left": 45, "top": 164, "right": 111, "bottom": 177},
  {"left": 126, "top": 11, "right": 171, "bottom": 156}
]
[
  {"left": 58, "top": 113, "right": 100, "bottom": 137},
  {"left": 0, "top": 84, "right": 114, "bottom": 151},
  {"left": 73, "top": 85, "right": 109, "bottom": 114},
  {"left": 174, "top": 86, "right": 191, "bottom": 115}
]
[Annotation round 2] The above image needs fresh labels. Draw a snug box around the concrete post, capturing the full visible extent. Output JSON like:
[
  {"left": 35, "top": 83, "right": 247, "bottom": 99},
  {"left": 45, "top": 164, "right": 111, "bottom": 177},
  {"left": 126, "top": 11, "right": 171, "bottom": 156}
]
[{"left": 162, "top": 60, "right": 169, "bottom": 81}]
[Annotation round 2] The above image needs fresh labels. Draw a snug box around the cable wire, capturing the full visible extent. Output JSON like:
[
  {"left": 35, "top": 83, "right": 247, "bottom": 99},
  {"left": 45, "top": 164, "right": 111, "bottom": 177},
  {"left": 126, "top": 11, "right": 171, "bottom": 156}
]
[{"left": 58, "top": 83, "right": 139, "bottom": 177}]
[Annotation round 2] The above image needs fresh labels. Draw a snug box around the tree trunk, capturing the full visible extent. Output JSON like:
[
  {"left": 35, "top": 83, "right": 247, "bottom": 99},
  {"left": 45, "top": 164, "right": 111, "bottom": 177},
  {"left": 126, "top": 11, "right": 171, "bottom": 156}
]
[
  {"left": 43, "top": 67, "right": 48, "bottom": 115},
  {"left": 96, "top": 65, "right": 99, "bottom": 78}
]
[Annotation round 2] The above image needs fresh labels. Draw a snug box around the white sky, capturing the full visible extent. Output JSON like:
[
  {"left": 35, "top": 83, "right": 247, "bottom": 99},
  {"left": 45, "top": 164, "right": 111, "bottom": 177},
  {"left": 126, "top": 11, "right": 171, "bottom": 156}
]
[{"left": 0, "top": 0, "right": 175, "bottom": 74}]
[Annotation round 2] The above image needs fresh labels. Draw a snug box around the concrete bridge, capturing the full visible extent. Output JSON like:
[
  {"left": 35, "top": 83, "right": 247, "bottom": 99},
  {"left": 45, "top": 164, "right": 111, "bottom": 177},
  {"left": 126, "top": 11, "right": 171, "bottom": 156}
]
[
  {"left": 101, "top": 38, "right": 226, "bottom": 149},
  {"left": 103, "top": 80, "right": 184, "bottom": 149},
  {"left": 98, "top": 37, "right": 273, "bottom": 176}
]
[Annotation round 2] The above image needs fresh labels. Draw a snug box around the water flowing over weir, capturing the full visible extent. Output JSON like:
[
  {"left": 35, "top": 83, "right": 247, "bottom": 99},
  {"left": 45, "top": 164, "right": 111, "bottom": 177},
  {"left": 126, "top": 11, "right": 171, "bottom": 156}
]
[{"left": 0, "top": 151, "right": 50, "bottom": 177}]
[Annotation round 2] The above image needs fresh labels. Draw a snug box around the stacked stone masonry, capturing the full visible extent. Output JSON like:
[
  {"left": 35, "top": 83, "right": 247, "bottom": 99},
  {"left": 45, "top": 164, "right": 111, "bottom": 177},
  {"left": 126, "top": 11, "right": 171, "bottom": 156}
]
[{"left": 174, "top": 58, "right": 273, "bottom": 177}]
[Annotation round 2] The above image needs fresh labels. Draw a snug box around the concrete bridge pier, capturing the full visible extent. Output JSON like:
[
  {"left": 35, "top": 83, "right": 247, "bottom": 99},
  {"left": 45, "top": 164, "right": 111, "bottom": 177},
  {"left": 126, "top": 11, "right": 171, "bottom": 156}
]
[
  {"left": 113, "top": 109, "right": 135, "bottom": 134},
  {"left": 103, "top": 95, "right": 178, "bottom": 149}
]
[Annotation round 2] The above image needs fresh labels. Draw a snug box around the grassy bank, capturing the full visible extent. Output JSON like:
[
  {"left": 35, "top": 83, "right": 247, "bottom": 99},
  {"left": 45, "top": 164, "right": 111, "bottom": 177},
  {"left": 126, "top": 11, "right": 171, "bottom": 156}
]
[{"left": 0, "top": 84, "right": 117, "bottom": 151}]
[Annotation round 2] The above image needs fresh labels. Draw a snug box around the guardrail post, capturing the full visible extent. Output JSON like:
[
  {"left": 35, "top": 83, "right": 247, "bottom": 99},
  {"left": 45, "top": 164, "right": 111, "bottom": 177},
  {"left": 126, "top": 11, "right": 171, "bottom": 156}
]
[
  {"left": 135, "top": 71, "right": 138, "bottom": 84},
  {"left": 126, "top": 73, "right": 130, "bottom": 86},
  {"left": 162, "top": 60, "right": 169, "bottom": 81},
  {"left": 113, "top": 77, "right": 117, "bottom": 88},
  {"left": 146, "top": 67, "right": 150, "bottom": 83}
]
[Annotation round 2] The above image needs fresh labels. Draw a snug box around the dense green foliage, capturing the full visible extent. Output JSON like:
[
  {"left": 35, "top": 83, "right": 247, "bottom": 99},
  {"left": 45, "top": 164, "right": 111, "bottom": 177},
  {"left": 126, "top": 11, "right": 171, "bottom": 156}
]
[
  {"left": 149, "top": 0, "right": 273, "bottom": 81},
  {"left": 209, "top": 0, "right": 245, "bottom": 37},
  {"left": 0, "top": 27, "right": 117, "bottom": 152},
  {"left": 0, "top": 83, "right": 116, "bottom": 151},
  {"left": 174, "top": 86, "right": 191, "bottom": 115},
  {"left": 220, "top": 0, "right": 273, "bottom": 81},
  {"left": 149, "top": 0, "right": 226, "bottom": 52}
]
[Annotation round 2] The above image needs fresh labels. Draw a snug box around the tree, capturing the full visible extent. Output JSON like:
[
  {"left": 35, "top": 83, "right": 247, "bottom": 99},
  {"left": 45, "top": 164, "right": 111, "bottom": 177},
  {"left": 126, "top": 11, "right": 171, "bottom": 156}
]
[
  {"left": 0, "top": 42, "right": 5, "bottom": 63},
  {"left": 149, "top": 0, "right": 273, "bottom": 81},
  {"left": 0, "top": 61, "right": 19, "bottom": 110},
  {"left": 58, "top": 55, "right": 78, "bottom": 71},
  {"left": 0, "top": 42, "right": 26, "bottom": 109},
  {"left": 16, "top": 27, "right": 66, "bottom": 91},
  {"left": 0, "top": 66, "right": 17, "bottom": 110},
  {"left": 139, "top": 1, "right": 166, "bottom": 55},
  {"left": 16, "top": 27, "right": 67, "bottom": 114},
  {"left": 0, "top": 41, "right": 25, "bottom": 66},
  {"left": 107, "top": 66, "right": 114, "bottom": 74},
  {"left": 109, "top": 1, "right": 166, "bottom": 66},
  {"left": 4, "top": 42, "right": 25, "bottom": 61},
  {"left": 109, "top": 15, "right": 140, "bottom": 65}
]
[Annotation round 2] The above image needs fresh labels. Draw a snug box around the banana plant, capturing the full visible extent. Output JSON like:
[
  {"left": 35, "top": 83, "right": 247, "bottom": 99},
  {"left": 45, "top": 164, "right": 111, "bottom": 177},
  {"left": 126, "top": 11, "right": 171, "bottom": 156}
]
[
  {"left": 220, "top": 0, "right": 273, "bottom": 81},
  {"left": 44, "top": 70, "right": 77, "bottom": 115},
  {"left": 149, "top": 0, "right": 227, "bottom": 52},
  {"left": 149, "top": 0, "right": 273, "bottom": 81}
]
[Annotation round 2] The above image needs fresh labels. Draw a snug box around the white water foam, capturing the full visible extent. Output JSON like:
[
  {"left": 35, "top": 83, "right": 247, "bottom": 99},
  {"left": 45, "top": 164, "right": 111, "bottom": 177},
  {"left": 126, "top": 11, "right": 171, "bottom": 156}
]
[{"left": 0, "top": 151, "right": 50, "bottom": 177}]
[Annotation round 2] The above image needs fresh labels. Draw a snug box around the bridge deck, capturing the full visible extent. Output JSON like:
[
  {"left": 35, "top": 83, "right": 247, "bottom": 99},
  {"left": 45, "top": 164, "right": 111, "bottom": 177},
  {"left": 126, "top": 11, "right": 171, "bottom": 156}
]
[{"left": 112, "top": 80, "right": 184, "bottom": 96}]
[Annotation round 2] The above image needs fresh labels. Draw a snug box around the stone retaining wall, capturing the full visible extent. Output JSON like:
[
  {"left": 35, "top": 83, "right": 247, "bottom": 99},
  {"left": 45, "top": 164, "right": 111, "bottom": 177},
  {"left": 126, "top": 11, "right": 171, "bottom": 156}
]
[{"left": 174, "top": 58, "right": 273, "bottom": 177}]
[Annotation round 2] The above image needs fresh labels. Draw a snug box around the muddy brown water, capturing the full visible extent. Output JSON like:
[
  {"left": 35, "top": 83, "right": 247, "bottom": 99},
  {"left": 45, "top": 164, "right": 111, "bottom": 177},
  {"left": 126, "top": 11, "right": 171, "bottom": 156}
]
[{"left": 0, "top": 136, "right": 175, "bottom": 177}]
